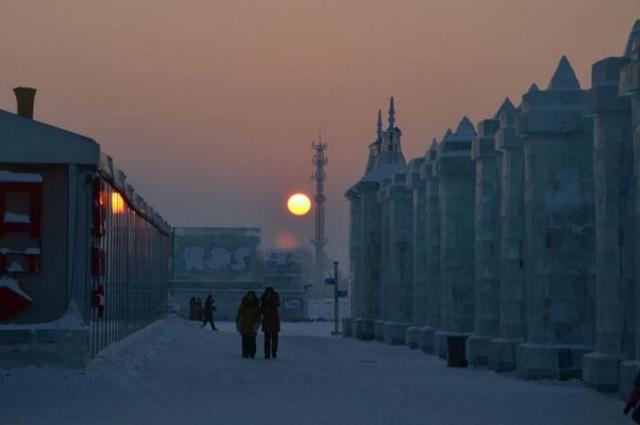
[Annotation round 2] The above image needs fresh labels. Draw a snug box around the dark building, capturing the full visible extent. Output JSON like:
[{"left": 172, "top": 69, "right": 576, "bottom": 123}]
[{"left": 0, "top": 88, "right": 171, "bottom": 366}]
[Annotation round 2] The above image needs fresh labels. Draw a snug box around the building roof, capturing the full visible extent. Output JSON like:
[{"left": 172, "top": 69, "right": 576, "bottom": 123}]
[
  {"left": 0, "top": 102, "right": 170, "bottom": 234},
  {"left": 0, "top": 109, "right": 99, "bottom": 165}
]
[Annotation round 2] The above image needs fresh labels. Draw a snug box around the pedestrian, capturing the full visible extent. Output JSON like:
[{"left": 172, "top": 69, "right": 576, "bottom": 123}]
[
  {"left": 202, "top": 294, "right": 218, "bottom": 330},
  {"left": 624, "top": 370, "right": 640, "bottom": 423},
  {"left": 236, "top": 291, "right": 261, "bottom": 358},
  {"left": 189, "top": 296, "right": 197, "bottom": 321},
  {"left": 260, "top": 287, "right": 280, "bottom": 359}
]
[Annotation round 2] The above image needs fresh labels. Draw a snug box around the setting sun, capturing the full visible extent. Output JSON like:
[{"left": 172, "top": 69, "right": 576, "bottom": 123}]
[{"left": 287, "top": 193, "right": 311, "bottom": 216}]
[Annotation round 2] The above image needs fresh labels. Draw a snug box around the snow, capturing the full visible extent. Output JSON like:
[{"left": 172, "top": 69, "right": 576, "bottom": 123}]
[
  {"left": 0, "top": 247, "right": 40, "bottom": 255},
  {"left": 0, "top": 277, "right": 32, "bottom": 302},
  {"left": 3, "top": 211, "right": 30, "bottom": 224},
  {"left": 1, "top": 300, "right": 87, "bottom": 330},
  {"left": 0, "top": 316, "right": 627, "bottom": 425},
  {"left": 7, "top": 261, "right": 24, "bottom": 272},
  {"left": 0, "top": 170, "right": 43, "bottom": 183}
]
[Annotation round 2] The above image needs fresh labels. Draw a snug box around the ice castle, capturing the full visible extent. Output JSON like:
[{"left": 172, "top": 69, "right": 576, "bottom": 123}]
[{"left": 344, "top": 20, "right": 640, "bottom": 397}]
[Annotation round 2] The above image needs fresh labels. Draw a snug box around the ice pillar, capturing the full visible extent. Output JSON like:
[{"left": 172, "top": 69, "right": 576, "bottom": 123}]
[
  {"left": 516, "top": 56, "right": 596, "bottom": 379},
  {"left": 618, "top": 23, "right": 640, "bottom": 396},
  {"left": 406, "top": 158, "right": 426, "bottom": 348},
  {"left": 489, "top": 95, "right": 526, "bottom": 372},
  {"left": 583, "top": 55, "right": 634, "bottom": 392},
  {"left": 435, "top": 117, "right": 476, "bottom": 366},
  {"left": 467, "top": 104, "right": 505, "bottom": 367}
]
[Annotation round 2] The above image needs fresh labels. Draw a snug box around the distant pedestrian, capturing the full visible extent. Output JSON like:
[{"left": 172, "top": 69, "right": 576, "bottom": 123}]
[
  {"left": 189, "top": 296, "right": 197, "bottom": 321},
  {"left": 260, "top": 287, "right": 280, "bottom": 359},
  {"left": 202, "top": 294, "right": 218, "bottom": 331},
  {"left": 236, "top": 291, "right": 261, "bottom": 358},
  {"left": 624, "top": 370, "right": 640, "bottom": 423}
]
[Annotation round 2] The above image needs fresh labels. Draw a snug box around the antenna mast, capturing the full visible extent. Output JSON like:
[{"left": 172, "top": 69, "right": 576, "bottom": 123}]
[{"left": 311, "top": 136, "right": 328, "bottom": 287}]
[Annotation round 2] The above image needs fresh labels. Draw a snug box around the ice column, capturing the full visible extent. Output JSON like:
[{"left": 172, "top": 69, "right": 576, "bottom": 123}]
[
  {"left": 466, "top": 100, "right": 511, "bottom": 367},
  {"left": 346, "top": 186, "right": 363, "bottom": 326},
  {"left": 434, "top": 117, "right": 477, "bottom": 366},
  {"left": 406, "top": 157, "right": 426, "bottom": 348},
  {"left": 379, "top": 172, "right": 414, "bottom": 345},
  {"left": 419, "top": 139, "right": 442, "bottom": 354},
  {"left": 582, "top": 53, "right": 634, "bottom": 392},
  {"left": 516, "top": 56, "right": 596, "bottom": 379},
  {"left": 489, "top": 92, "right": 526, "bottom": 372},
  {"left": 618, "top": 19, "right": 640, "bottom": 396}
]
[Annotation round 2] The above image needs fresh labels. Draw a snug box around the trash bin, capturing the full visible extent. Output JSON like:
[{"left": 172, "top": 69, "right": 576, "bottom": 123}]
[{"left": 447, "top": 335, "right": 469, "bottom": 368}]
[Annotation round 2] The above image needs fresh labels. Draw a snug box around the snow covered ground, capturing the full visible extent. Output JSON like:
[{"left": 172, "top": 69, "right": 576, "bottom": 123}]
[{"left": 0, "top": 316, "right": 628, "bottom": 425}]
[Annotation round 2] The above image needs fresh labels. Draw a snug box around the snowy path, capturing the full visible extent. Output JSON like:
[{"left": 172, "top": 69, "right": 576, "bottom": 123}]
[{"left": 0, "top": 316, "right": 627, "bottom": 425}]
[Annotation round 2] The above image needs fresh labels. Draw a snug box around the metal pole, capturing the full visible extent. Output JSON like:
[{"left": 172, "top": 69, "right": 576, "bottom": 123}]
[{"left": 333, "top": 261, "right": 339, "bottom": 335}]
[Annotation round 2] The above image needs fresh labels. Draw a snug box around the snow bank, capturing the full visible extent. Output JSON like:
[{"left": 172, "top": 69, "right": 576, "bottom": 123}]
[
  {"left": 0, "top": 170, "right": 43, "bottom": 183},
  {"left": 0, "top": 300, "right": 87, "bottom": 330},
  {"left": 4, "top": 211, "right": 31, "bottom": 224},
  {"left": 0, "top": 277, "right": 32, "bottom": 302}
]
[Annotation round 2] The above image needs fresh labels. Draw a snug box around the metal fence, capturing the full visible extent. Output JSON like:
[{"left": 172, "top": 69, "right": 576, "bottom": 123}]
[{"left": 89, "top": 178, "right": 171, "bottom": 357}]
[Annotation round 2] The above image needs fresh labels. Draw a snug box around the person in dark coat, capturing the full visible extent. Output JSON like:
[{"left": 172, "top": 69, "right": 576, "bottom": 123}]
[
  {"left": 260, "top": 287, "right": 280, "bottom": 359},
  {"left": 202, "top": 294, "right": 218, "bottom": 330},
  {"left": 624, "top": 370, "right": 640, "bottom": 422},
  {"left": 236, "top": 291, "right": 261, "bottom": 358}
]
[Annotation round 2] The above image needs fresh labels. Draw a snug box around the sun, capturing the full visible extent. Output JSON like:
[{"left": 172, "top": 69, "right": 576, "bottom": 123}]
[{"left": 287, "top": 193, "right": 311, "bottom": 216}]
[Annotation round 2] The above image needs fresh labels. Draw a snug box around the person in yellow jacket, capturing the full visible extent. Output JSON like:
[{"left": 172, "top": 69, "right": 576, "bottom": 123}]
[{"left": 236, "top": 291, "right": 261, "bottom": 358}]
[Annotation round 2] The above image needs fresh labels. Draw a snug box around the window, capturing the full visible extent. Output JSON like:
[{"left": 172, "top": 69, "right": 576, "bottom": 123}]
[{"left": 0, "top": 170, "right": 43, "bottom": 274}]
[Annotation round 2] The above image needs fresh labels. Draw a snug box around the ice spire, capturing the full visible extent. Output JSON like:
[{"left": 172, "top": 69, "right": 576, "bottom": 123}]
[
  {"left": 426, "top": 138, "right": 438, "bottom": 159},
  {"left": 624, "top": 19, "right": 640, "bottom": 58},
  {"left": 493, "top": 97, "right": 515, "bottom": 119},
  {"left": 527, "top": 83, "right": 540, "bottom": 93},
  {"left": 388, "top": 96, "right": 396, "bottom": 130},
  {"left": 441, "top": 128, "right": 453, "bottom": 142},
  {"left": 455, "top": 116, "right": 476, "bottom": 136},
  {"left": 547, "top": 56, "right": 581, "bottom": 91}
]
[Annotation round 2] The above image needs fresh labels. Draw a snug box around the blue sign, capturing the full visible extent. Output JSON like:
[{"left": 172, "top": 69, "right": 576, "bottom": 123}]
[
  {"left": 324, "top": 278, "right": 336, "bottom": 285},
  {"left": 337, "top": 290, "right": 349, "bottom": 298}
]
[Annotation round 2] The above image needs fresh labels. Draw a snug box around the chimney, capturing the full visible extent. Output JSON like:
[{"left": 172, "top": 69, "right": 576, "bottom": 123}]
[{"left": 13, "top": 87, "right": 37, "bottom": 119}]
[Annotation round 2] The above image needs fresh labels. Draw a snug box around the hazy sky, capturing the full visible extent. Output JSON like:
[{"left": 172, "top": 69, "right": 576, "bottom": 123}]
[{"left": 0, "top": 0, "right": 637, "bottom": 267}]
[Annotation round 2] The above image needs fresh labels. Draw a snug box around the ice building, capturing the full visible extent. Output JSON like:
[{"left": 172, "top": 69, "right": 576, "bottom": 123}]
[
  {"left": 344, "top": 19, "right": 640, "bottom": 398},
  {"left": 170, "top": 227, "right": 309, "bottom": 321}
]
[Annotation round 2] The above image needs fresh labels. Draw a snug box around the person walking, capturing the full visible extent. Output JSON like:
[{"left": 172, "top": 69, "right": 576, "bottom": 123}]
[
  {"left": 202, "top": 294, "right": 218, "bottom": 330},
  {"left": 236, "top": 291, "right": 261, "bottom": 358},
  {"left": 624, "top": 370, "right": 640, "bottom": 423},
  {"left": 260, "top": 287, "right": 281, "bottom": 359}
]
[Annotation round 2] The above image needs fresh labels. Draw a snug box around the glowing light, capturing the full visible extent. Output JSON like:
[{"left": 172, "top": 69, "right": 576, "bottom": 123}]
[
  {"left": 99, "top": 191, "right": 107, "bottom": 207},
  {"left": 275, "top": 230, "right": 298, "bottom": 249},
  {"left": 287, "top": 193, "right": 311, "bottom": 216},
  {"left": 111, "top": 192, "right": 125, "bottom": 214}
]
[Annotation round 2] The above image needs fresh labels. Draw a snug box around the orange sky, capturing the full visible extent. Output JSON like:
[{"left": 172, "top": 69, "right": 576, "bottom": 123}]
[{"left": 0, "top": 0, "right": 637, "bottom": 266}]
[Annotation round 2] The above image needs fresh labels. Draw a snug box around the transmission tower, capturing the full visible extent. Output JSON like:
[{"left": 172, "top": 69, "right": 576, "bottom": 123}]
[{"left": 311, "top": 137, "right": 328, "bottom": 287}]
